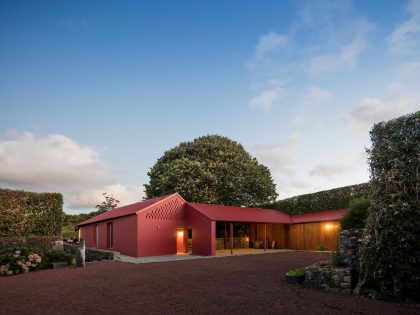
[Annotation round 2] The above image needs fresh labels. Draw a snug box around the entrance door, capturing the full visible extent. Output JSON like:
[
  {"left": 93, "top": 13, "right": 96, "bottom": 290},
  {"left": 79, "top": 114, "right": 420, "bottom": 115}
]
[{"left": 176, "top": 228, "right": 188, "bottom": 254}]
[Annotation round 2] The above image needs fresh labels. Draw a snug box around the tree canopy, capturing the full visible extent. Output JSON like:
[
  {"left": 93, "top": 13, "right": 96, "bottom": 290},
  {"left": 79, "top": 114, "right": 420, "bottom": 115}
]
[
  {"left": 95, "top": 193, "right": 120, "bottom": 213},
  {"left": 144, "top": 135, "right": 278, "bottom": 207}
]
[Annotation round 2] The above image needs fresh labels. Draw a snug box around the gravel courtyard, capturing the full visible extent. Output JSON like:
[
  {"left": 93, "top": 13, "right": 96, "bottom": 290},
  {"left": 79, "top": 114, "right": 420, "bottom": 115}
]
[{"left": 1, "top": 251, "right": 418, "bottom": 314}]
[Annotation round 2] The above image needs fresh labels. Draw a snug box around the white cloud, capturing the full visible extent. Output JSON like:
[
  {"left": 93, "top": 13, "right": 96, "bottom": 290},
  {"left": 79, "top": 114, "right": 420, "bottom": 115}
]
[
  {"left": 349, "top": 98, "right": 402, "bottom": 131},
  {"left": 67, "top": 184, "right": 143, "bottom": 210},
  {"left": 0, "top": 131, "right": 142, "bottom": 212},
  {"left": 395, "top": 60, "right": 420, "bottom": 81},
  {"left": 249, "top": 87, "right": 284, "bottom": 111},
  {"left": 310, "top": 164, "right": 352, "bottom": 178},
  {"left": 254, "top": 32, "right": 288, "bottom": 60},
  {"left": 388, "top": 0, "right": 420, "bottom": 54},
  {"left": 308, "top": 32, "right": 369, "bottom": 74},
  {"left": 293, "top": 86, "right": 332, "bottom": 126},
  {"left": 306, "top": 86, "right": 332, "bottom": 103},
  {"left": 250, "top": 134, "right": 301, "bottom": 175},
  {"left": 349, "top": 61, "right": 420, "bottom": 132}
]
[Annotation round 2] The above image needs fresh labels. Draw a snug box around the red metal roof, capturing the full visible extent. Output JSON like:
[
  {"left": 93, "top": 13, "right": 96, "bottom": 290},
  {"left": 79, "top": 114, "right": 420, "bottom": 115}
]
[
  {"left": 75, "top": 191, "right": 347, "bottom": 228},
  {"left": 291, "top": 209, "right": 348, "bottom": 223},
  {"left": 75, "top": 193, "right": 177, "bottom": 228},
  {"left": 188, "top": 203, "right": 347, "bottom": 224},
  {"left": 188, "top": 203, "right": 293, "bottom": 224}
]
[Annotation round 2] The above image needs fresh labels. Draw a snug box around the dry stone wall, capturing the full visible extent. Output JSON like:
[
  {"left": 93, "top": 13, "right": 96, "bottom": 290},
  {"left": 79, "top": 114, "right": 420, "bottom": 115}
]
[{"left": 305, "top": 229, "right": 362, "bottom": 294}]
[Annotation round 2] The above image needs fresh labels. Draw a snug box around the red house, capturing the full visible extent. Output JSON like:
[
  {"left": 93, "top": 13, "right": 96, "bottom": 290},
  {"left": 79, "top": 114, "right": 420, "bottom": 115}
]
[{"left": 76, "top": 193, "right": 346, "bottom": 257}]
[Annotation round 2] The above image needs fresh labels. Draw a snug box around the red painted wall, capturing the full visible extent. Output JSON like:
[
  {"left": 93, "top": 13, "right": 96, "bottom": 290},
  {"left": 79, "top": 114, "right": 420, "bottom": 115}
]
[
  {"left": 137, "top": 195, "right": 187, "bottom": 257},
  {"left": 186, "top": 204, "right": 216, "bottom": 256},
  {"left": 79, "top": 214, "right": 137, "bottom": 257},
  {"left": 80, "top": 225, "right": 94, "bottom": 247}
]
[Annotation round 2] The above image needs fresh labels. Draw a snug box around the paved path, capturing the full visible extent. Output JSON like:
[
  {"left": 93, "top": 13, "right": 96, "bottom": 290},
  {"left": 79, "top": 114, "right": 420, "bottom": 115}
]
[{"left": 117, "top": 249, "right": 292, "bottom": 264}]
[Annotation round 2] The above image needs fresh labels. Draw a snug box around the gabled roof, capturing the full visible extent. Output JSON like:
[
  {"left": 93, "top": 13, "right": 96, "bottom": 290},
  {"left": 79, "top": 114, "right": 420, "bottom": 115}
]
[
  {"left": 75, "top": 193, "right": 180, "bottom": 228},
  {"left": 291, "top": 209, "right": 348, "bottom": 223},
  {"left": 187, "top": 203, "right": 293, "bottom": 224},
  {"left": 75, "top": 192, "right": 348, "bottom": 229}
]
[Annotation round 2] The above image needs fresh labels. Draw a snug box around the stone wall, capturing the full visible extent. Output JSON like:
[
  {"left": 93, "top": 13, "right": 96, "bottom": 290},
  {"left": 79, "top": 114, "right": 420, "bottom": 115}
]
[
  {"left": 304, "top": 229, "right": 362, "bottom": 294},
  {"left": 85, "top": 248, "right": 114, "bottom": 262},
  {"left": 0, "top": 236, "right": 63, "bottom": 254},
  {"left": 339, "top": 229, "right": 362, "bottom": 267},
  {"left": 305, "top": 261, "right": 352, "bottom": 293},
  {"left": 63, "top": 243, "right": 114, "bottom": 262}
]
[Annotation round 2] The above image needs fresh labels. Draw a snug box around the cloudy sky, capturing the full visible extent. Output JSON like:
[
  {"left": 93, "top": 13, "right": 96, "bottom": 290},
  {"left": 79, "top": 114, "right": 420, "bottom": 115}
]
[{"left": 1, "top": 0, "right": 419, "bottom": 213}]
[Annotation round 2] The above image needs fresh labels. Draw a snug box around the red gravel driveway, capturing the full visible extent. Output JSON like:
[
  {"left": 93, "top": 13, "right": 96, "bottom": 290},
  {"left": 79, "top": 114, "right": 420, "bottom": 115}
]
[{"left": 1, "top": 251, "right": 418, "bottom": 314}]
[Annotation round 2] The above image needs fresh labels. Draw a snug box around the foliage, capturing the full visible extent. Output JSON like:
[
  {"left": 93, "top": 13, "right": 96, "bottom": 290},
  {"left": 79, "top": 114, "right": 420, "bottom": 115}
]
[
  {"left": 340, "top": 198, "right": 371, "bottom": 230},
  {"left": 0, "top": 188, "right": 63, "bottom": 237},
  {"left": 145, "top": 135, "right": 278, "bottom": 207},
  {"left": 355, "top": 111, "right": 420, "bottom": 301},
  {"left": 95, "top": 193, "right": 120, "bottom": 213},
  {"left": 61, "top": 192, "right": 120, "bottom": 237},
  {"left": 286, "top": 267, "right": 305, "bottom": 276},
  {"left": 45, "top": 249, "right": 73, "bottom": 265},
  {"left": 331, "top": 251, "right": 347, "bottom": 267},
  {"left": 316, "top": 244, "right": 327, "bottom": 251},
  {"left": 0, "top": 247, "right": 42, "bottom": 276},
  {"left": 267, "top": 183, "right": 372, "bottom": 214},
  {"left": 61, "top": 225, "right": 78, "bottom": 239}
]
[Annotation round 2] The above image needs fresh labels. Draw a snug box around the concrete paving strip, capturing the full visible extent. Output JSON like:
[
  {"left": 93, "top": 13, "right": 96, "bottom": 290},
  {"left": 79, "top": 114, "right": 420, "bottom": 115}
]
[{"left": 116, "top": 249, "right": 293, "bottom": 264}]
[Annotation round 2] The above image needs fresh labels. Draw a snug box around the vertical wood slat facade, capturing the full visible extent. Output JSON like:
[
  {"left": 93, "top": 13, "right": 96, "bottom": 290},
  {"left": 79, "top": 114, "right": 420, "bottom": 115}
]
[
  {"left": 287, "top": 221, "right": 340, "bottom": 251},
  {"left": 250, "top": 220, "right": 340, "bottom": 251}
]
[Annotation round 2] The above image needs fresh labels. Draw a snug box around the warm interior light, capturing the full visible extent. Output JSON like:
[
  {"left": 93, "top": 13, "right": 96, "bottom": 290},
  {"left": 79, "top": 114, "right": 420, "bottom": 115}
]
[
  {"left": 177, "top": 230, "right": 184, "bottom": 237},
  {"left": 324, "top": 224, "right": 333, "bottom": 230},
  {"left": 245, "top": 237, "right": 249, "bottom": 242}
]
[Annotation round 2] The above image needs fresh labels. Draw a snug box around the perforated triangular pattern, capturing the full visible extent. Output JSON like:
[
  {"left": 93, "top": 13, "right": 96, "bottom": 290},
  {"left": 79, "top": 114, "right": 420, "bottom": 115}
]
[{"left": 145, "top": 199, "right": 185, "bottom": 221}]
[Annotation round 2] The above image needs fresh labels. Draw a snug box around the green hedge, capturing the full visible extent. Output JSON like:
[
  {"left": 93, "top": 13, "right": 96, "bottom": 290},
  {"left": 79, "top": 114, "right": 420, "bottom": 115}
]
[
  {"left": 266, "top": 183, "right": 372, "bottom": 214},
  {"left": 356, "top": 111, "right": 420, "bottom": 301},
  {"left": 0, "top": 188, "right": 63, "bottom": 237}
]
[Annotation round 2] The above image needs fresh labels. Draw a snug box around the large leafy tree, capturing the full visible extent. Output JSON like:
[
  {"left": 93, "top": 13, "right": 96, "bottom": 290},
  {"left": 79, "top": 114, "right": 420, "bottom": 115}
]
[{"left": 145, "top": 135, "right": 278, "bottom": 207}]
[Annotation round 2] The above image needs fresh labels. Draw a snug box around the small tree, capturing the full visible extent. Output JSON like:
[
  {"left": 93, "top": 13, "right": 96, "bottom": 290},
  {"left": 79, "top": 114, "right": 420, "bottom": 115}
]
[
  {"left": 340, "top": 198, "right": 371, "bottom": 230},
  {"left": 95, "top": 193, "right": 120, "bottom": 213}
]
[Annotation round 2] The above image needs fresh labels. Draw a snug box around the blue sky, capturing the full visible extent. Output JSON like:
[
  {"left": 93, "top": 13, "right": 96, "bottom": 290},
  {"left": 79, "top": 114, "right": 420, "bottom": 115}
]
[{"left": 1, "top": 0, "right": 419, "bottom": 213}]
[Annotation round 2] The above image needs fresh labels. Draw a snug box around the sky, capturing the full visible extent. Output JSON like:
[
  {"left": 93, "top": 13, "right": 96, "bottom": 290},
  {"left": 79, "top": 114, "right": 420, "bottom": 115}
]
[{"left": 0, "top": 0, "right": 419, "bottom": 214}]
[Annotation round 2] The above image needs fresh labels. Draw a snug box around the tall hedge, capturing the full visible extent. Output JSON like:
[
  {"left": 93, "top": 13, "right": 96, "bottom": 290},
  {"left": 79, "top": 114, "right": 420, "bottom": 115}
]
[
  {"left": 355, "top": 111, "right": 420, "bottom": 301},
  {"left": 267, "top": 183, "right": 372, "bottom": 214},
  {"left": 0, "top": 188, "right": 63, "bottom": 237}
]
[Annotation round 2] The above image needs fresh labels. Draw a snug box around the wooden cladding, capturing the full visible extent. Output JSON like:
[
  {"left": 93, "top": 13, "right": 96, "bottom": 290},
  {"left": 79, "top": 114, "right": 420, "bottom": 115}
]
[
  {"left": 287, "top": 221, "right": 340, "bottom": 251},
  {"left": 249, "top": 220, "right": 340, "bottom": 251}
]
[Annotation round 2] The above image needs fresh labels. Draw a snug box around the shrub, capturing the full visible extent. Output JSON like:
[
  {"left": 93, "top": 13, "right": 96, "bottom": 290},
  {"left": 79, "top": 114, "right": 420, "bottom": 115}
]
[
  {"left": 355, "top": 111, "right": 420, "bottom": 301},
  {"left": 316, "top": 244, "right": 327, "bottom": 251},
  {"left": 286, "top": 267, "right": 305, "bottom": 276},
  {"left": 331, "top": 251, "right": 347, "bottom": 267},
  {"left": 267, "top": 183, "right": 372, "bottom": 214},
  {"left": 0, "top": 188, "right": 63, "bottom": 237},
  {"left": 0, "top": 247, "right": 42, "bottom": 276},
  {"left": 341, "top": 198, "right": 371, "bottom": 230},
  {"left": 45, "top": 249, "right": 73, "bottom": 266}
]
